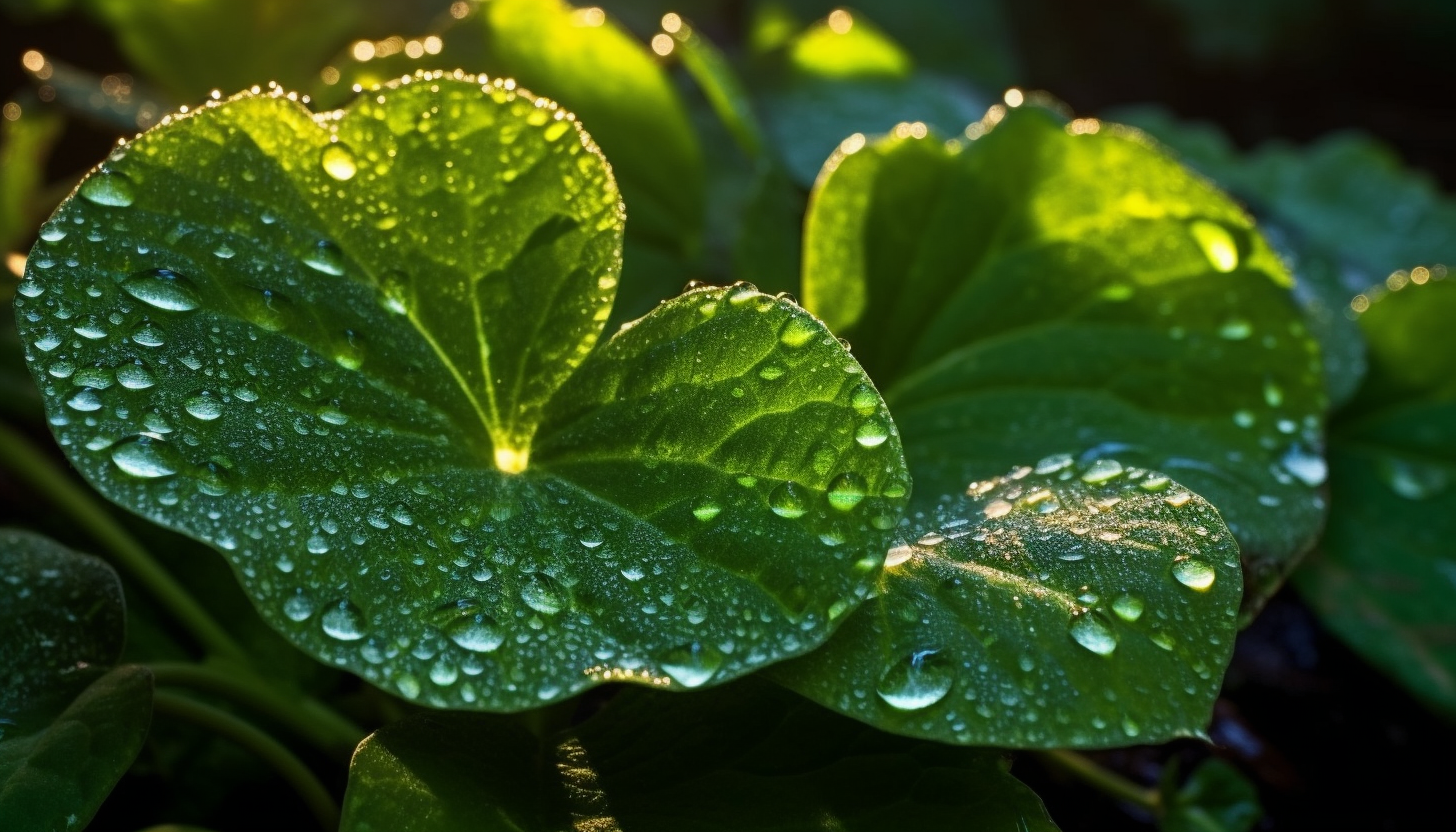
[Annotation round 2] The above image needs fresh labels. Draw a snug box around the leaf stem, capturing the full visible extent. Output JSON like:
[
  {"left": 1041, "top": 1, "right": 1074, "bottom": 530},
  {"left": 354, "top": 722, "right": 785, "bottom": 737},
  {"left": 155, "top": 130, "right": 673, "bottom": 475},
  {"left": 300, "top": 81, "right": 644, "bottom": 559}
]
[
  {"left": 0, "top": 422, "right": 249, "bottom": 665},
  {"left": 1035, "top": 749, "right": 1160, "bottom": 812},
  {"left": 152, "top": 690, "right": 341, "bottom": 831},
  {"left": 149, "top": 661, "right": 364, "bottom": 762}
]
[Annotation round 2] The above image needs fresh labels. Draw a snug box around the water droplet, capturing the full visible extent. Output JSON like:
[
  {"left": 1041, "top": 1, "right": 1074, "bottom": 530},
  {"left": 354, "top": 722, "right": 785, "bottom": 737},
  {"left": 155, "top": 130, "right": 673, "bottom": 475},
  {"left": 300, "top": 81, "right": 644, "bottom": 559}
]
[
  {"left": 876, "top": 649, "right": 954, "bottom": 711},
  {"left": 67, "top": 388, "right": 103, "bottom": 412},
  {"left": 116, "top": 362, "right": 155, "bottom": 389},
  {"left": 850, "top": 383, "right": 878, "bottom": 415},
  {"left": 726, "top": 282, "right": 759, "bottom": 305},
  {"left": 379, "top": 271, "right": 411, "bottom": 314},
  {"left": 827, "top": 472, "right": 867, "bottom": 511},
  {"left": 79, "top": 170, "right": 136, "bottom": 207},
  {"left": 303, "top": 240, "right": 345, "bottom": 275},
  {"left": 769, "top": 481, "right": 809, "bottom": 518},
  {"left": 396, "top": 673, "right": 421, "bottom": 699},
  {"left": 692, "top": 498, "right": 721, "bottom": 522},
  {"left": 855, "top": 418, "right": 889, "bottom": 448},
  {"left": 1080, "top": 459, "right": 1124, "bottom": 484},
  {"left": 321, "top": 142, "right": 358, "bottom": 181},
  {"left": 1189, "top": 219, "right": 1239, "bottom": 272},
  {"left": 241, "top": 287, "right": 295, "bottom": 332},
  {"left": 439, "top": 600, "right": 505, "bottom": 653},
  {"left": 197, "top": 460, "right": 232, "bottom": 496},
  {"left": 283, "top": 592, "right": 315, "bottom": 622},
  {"left": 429, "top": 660, "right": 458, "bottom": 686},
  {"left": 659, "top": 642, "right": 725, "bottom": 688},
  {"left": 1035, "top": 453, "right": 1074, "bottom": 474},
  {"left": 122, "top": 268, "right": 201, "bottom": 311},
  {"left": 321, "top": 600, "right": 366, "bottom": 640},
  {"left": 111, "top": 436, "right": 180, "bottom": 478},
  {"left": 1172, "top": 559, "right": 1216, "bottom": 591},
  {"left": 1263, "top": 380, "right": 1284, "bottom": 407},
  {"left": 1112, "top": 594, "right": 1144, "bottom": 622},
  {"left": 184, "top": 391, "right": 224, "bottom": 421},
  {"left": 521, "top": 572, "right": 567, "bottom": 615},
  {"left": 1218, "top": 318, "right": 1253, "bottom": 340},
  {"left": 39, "top": 224, "right": 66, "bottom": 242},
  {"left": 779, "top": 314, "right": 817, "bottom": 348},
  {"left": 1233, "top": 409, "right": 1255, "bottom": 428},
  {"left": 1280, "top": 443, "right": 1327, "bottom": 487},
  {"left": 214, "top": 244, "right": 235, "bottom": 259},
  {"left": 1069, "top": 612, "right": 1119, "bottom": 656},
  {"left": 758, "top": 364, "right": 785, "bottom": 381},
  {"left": 1378, "top": 458, "right": 1448, "bottom": 500},
  {"left": 131, "top": 321, "right": 166, "bottom": 347}
]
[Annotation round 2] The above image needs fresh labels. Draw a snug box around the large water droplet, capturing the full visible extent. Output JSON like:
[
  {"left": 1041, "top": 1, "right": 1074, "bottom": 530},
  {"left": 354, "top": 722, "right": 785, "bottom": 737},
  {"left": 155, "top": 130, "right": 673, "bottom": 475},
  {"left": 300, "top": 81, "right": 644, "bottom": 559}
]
[
  {"left": 321, "top": 142, "right": 358, "bottom": 181},
  {"left": 1069, "top": 611, "right": 1119, "bottom": 656},
  {"left": 283, "top": 592, "right": 315, "bottom": 622},
  {"left": 1280, "top": 443, "right": 1327, "bottom": 487},
  {"left": 855, "top": 418, "right": 889, "bottom": 448},
  {"left": 79, "top": 170, "right": 136, "bottom": 207},
  {"left": 659, "top": 642, "right": 725, "bottom": 688},
  {"left": 111, "top": 436, "right": 180, "bottom": 478},
  {"left": 184, "top": 391, "right": 224, "bottom": 421},
  {"left": 769, "top": 481, "right": 809, "bottom": 519},
  {"left": 1218, "top": 318, "right": 1253, "bottom": 340},
  {"left": 850, "top": 383, "right": 878, "bottom": 416},
  {"left": 321, "top": 600, "right": 366, "bottom": 640},
  {"left": 67, "top": 388, "right": 103, "bottom": 412},
  {"left": 121, "top": 268, "right": 201, "bottom": 312},
  {"left": 1172, "top": 558, "right": 1216, "bottom": 591},
  {"left": 779, "top": 314, "right": 817, "bottom": 348},
  {"left": 131, "top": 321, "right": 166, "bottom": 347},
  {"left": 303, "top": 240, "right": 345, "bottom": 275},
  {"left": 876, "top": 649, "right": 954, "bottom": 711},
  {"left": 521, "top": 572, "right": 567, "bottom": 615},
  {"left": 1080, "top": 459, "right": 1124, "bottom": 484},
  {"left": 1378, "top": 457, "right": 1449, "bottom": 500},
  {"left": 692, "top": 498, "right": 721, "bottom": 522},
  {"left": 379, "top": 271, "right": 412, "bottom": 315},
  {"left": 439, "top": 600, "right": 505, "bottom": 653},
  {"left": 1112, "top": 594, "right": 1144, "bottom": 622},
  {"left": 116, "top": 362, "right": 155, "bottom": 389},
  {"left": 827, "top": 472, "right": 867, "bottom": 512},
  {"left": 1189, "top": 219, "right": 1239, "bottom": 272}
]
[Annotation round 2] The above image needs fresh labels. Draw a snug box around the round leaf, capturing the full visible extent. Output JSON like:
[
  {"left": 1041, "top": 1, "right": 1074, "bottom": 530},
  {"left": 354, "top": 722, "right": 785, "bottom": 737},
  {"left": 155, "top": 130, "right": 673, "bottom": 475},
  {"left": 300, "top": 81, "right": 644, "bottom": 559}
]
[
  {"left": 771, "top": 459, "right": 1242, "bottom": 748},
  {"left": 801, "top": 106, "right": 1328, "bottom": 610},
  {"left": 15, "top": 75, "right": 908, "bottom": 710}
]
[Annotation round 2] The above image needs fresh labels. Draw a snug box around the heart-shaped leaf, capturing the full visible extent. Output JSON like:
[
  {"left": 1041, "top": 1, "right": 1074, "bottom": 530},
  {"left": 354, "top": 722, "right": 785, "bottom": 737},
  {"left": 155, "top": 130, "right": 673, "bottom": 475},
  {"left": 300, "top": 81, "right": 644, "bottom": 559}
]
[
  {"left": 341, "top": 679, "right": 1059, "bottom": 832},
  {"left": 801, "top": 105, "right": 1328, "bottom": 610},
  {"left": 771, "top": 459, "right": 1241, "bottom": 748},
  {"left": 1295, "top": 273, "right": 1456, "bottom": 718},
  {"left": 15, "top": 74, "right": 908, "bottom": 710},
  {"left": 0, "top": 529, "right": 153, "bottom": 831}
]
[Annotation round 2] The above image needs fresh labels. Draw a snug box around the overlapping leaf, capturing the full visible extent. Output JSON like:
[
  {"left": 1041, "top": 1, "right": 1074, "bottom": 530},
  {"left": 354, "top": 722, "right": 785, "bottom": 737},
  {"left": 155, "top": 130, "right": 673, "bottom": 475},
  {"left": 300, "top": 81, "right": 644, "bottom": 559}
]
[
  {"left": 341, "top": 679, "right": 1059, "bottom": 832},
  {"left": 15, "top": 73, "right": 908, "bottom": 711},
  {"left": 0, "top": 529, "right": 153, "bottom": 831}
]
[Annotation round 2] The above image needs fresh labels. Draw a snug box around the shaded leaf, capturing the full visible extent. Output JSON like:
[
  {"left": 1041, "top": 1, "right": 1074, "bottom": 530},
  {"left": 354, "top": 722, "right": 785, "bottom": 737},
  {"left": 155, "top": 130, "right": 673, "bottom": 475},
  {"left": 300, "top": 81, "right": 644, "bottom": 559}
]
[
  {"left": 341, "top": 679, "right": 1059, "bottom": 832},
  {"left": 1159, "top": 759, "right": 1262, "bottom": 832},
  {"left": 17, "top": 75, "right": 907, "bottom": 710},
  {"left": 772, "top": 459, "right": 1241, "bottom": 748},
  {"left": 0, "top": 529, "right": 153, "bottom": 832},
  {"left": 1295, "top": 275, "right": 1456, "bottom": 718},
  {"left": 801, "top": 105, "right": 1327, "bottom": 610},
  {"left": 0, "top": 102, "right": 64, "bottom": 255}
]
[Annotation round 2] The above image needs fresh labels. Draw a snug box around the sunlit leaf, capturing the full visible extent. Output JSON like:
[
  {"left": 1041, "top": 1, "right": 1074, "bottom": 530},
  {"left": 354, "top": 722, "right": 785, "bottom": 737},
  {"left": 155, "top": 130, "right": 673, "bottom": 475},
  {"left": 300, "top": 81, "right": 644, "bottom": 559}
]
[
  {"left": 1295, "top": 275, "right": 1456, "bottom": 718},
  {"left": 0, "top": 529, "right": 153, "bottom": 832},
  {"left": 341, "top": 679, "right": 1060, "bottom": 832},
  {"left": 802, "top": 105, "right": 1328, "bottom": 611},
  {"left": 772, "top": 459, "right": 1241, "bottom": 748},
  {"left": 16, "top": 74, "right": 908, "bottom": 711}
]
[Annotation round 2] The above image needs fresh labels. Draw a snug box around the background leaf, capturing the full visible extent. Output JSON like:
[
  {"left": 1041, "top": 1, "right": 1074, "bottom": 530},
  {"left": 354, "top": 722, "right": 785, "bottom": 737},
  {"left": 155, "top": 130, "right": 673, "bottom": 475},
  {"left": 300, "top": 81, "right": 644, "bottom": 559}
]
[
  {"left": 1159, "top": 759, "right": 1262, "bottom": 832},
  {"left": 341, "top": 679, "right": 1060, "bottom": 832},
  {"left": 0, "top": 529, "right": 153, "bottom": 832},
  {"left": 17, "top": 76, "right": 908, "bottom": 710},
  {"left": 772, "top": 459, "right": 1242, "bottom": 748},
  {"left": 801, "top": 105, "right": 1328, "bottom": 612}
]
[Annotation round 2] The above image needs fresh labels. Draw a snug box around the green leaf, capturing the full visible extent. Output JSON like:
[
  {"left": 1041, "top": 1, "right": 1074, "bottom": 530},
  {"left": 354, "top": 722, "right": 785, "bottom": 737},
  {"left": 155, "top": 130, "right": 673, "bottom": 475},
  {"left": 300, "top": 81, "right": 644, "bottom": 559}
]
[
  {"left": 758, "top": 11, "right": 988, "bottom": 185},
  {"left": 341, "top": 679, "right": 1059, "bottom": 832},
  {"left": 0, "top": 529, "right": 154, "bottom": 832},
  {"left": 1295, "top": 275, "right": 1456, "bottom": 718},
  {"left": 0, "top": 102, "right": 64, "bottom": 255},
  {"left": 1159, "top": 759, "right": 1262, "bottom": 832},
  {"left": 480, "top": 0, "right": 704, "bottom": 259},
  {"left": 772, "top": 459, "right": 1242, "bottom": 748},
  {"left": 801, "top": 106, "right": 1328, "bottom": 608},
  {"left": 17, "top": 74, "right": 908, "bottom": 710},
  {"left": 661, "top": 14, "right": 766, "bottom": 160}
]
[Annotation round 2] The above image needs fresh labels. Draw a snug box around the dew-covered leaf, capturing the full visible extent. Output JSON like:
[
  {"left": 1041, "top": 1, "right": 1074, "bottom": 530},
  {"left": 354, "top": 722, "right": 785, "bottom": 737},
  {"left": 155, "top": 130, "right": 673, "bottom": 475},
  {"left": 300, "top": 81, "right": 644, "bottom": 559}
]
[
  {"left": 1159, "top": 758, "right": 1262, "bottom": 832},
  {"left": 341, "top": 679, "right": 1059, "bottom": 832},
  {"left": 1295, "top": 275, "right": 1456, "bottom": 718},
  {"left": 802, "top": 105, "right": 1327, "bottom": 610},
  {"left": 0, "top": 529, "right": 154, "bottom": 832},
  {"left": 15, "top": 74, "right": 907, "bottom": 710},
  {"left": 771, "top": 460, "right": 1241, "bottom": 748}
]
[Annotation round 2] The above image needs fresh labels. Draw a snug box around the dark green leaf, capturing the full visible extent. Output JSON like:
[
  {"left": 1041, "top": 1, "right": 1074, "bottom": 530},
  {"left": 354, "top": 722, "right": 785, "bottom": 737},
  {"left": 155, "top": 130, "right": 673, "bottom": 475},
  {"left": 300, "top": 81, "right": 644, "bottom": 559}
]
[
  {"left": 1159, "top": 759, "right": 1262, "bottom": 832},
  {"left": 1295, "top": 275, "right": 1456, "bottom": 718},
  {"left": 341, "top": 679, "right": 1059, "bottom": 832},
  {"left": 0, "top": 529, "right": 154, "bottom": 832},
  {"left": 772, "top": 459, "right": 1242, "bottom": 748},
  {"left": 801, "top": 106, "right": 1328, "bottom": 610},
  {"left": 661, "top": 14, "right": 766, "bottom": 160},
  {"left": 17, "top": 75, "right": 908, "bottom": 710}
]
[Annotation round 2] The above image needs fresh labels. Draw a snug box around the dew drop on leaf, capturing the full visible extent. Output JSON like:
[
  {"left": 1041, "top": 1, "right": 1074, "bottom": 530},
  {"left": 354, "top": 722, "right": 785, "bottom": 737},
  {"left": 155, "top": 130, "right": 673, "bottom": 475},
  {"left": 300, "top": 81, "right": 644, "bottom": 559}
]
[
  {"left": 827, "top": 472, "right": 867, "bottom": 512},
  {"left": 854, "top": 419, "right": 889, "bottom": 448},
  {"left": 283, "top": 592, "right": 315, "bottom": 622},
  {"left": 520, "top": 572, "right": 567, "bottom": 615},
  {"left": 303, "top": 240, "right": 346, "bottom": 275},
  {"left": 321, "top": 142, "right": 359, "bottom": 181},
  {"left": 769, "top": 481, "right": 809, "bottom": 519},
  {"left": 440, "top": 600, "right": 505, "bottom": 653},
  {"left": 849, "top": 383, "right": 878, "bottom": 415},
  {"left": 1279, "top": 443, "right": 1328, "bottom": 487},
  {"left": 121, "top": 268, "right": 202, "bottom": 312},
  {"left": 321, "top": 599, "right": 367, "bottom": 640},
  {"left": 184, "top": 391, "right": 224, "bottom": 421},
  {"left": 1172, "top": 559, "right": 1217, "bottom": 591},
  {"left": 1080, "top": 459, "right": 1124, "bottom": 484},
  {"left": 1378, "top": 457, "right": 1448, "bottom": 500},
  {"left": 1188, "top": 219, "right": 1239, "bottom": 273},
  {"left": 876, "top": 649, "right": 954, "bottom": 711},
  {"left": 1069, "top": 611, "right": 1119, "bottom": 656},
  {"left": 78, "top": 170, "right": 136, "bottom": 207},
  {"left": 1112, "top": 594, "right": 1145, "bottom": 622},
  {"left": 110, "top": 435, "right": 180, "bottom": 478},
  {"left": 691, "top": 498, "right": 721, "bottom": 522},
  {"left": 659, "top": 641, "right": 725, "bottom": 688}
]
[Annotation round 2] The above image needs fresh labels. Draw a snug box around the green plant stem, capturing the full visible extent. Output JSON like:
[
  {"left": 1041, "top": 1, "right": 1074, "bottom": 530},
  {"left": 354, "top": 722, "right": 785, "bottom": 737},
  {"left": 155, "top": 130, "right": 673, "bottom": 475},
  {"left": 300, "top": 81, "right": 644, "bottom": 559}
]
[
  {"left": 0, "top": 421, "right": 249, "bottom": 665},
  {"left": 152, "top": 690, "right": 341, "bottom": 832},
  {"left": 149, "top": 661, "right": 364, "bottom": 761},
  {"left": 1036, "top": 749, "right": 1160, "bottom": 812}
]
